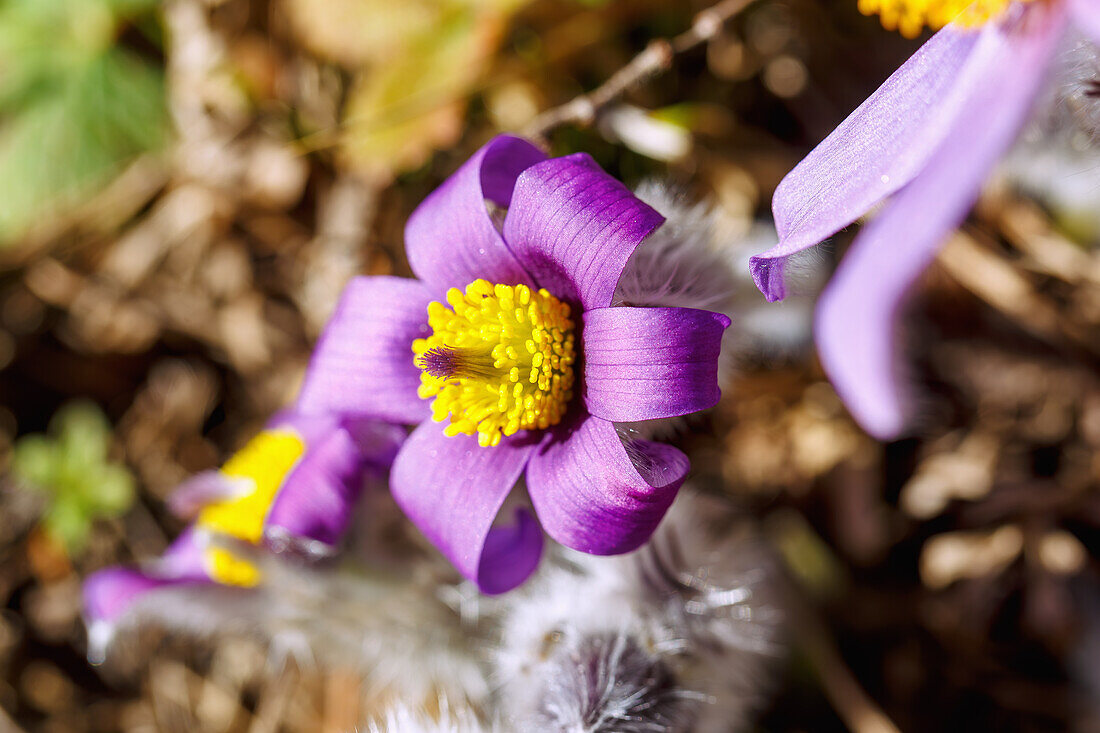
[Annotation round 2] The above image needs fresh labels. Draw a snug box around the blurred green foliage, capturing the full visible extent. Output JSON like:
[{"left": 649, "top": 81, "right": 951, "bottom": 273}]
[
  {"left": 11, "top": 401, "right": 135, "bottom": 553},
  {"left": 0, "top": 0, "right": 168, "bottom": 243}
]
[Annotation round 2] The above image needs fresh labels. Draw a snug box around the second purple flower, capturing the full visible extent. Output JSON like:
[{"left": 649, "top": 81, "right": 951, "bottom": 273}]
[{"left": 298, "top": 135, "right": 729, "bottom": 593}]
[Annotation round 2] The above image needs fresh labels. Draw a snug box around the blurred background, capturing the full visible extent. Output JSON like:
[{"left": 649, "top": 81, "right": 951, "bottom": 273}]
[{"left": 1, "top": 0, "right": 1099, "bottom": 730}]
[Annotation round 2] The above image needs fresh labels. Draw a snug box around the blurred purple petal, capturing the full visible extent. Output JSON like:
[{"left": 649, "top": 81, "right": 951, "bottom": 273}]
[
  {"left": 1070, "top": 0, "right": 1100, "bottom": 42},
  {"left": 503, "top": 153, "right": 665, "bottom": 310},
  {"left": 157, "top": 526, "right": 211, "bottom": 580},
  {"left": 264, "top": 425, "right": 370, "bottom": 550},
  {"left": 750, "top": 26, "right": 980, "bottom": 301},
  {"left": 405, "top": 135, "right": 546, "bottom": 299},
  {"left": 83, "top": 567, "right": 179, "bottom": 624},
  {"left": 391, "top": 421, "right": 541, "bottom": 593},
  {"left": 582, "top": 306, "right": 729, "bottom": 422},
  {"left": 342, "top": 417, "right": 407, "bottom": 473},
  {"left": 526, "top": 416, "right": 688, "bottom": 555},
  {"left": 816, "top": 9, "right": 1065, "bottom": 439},
  {"left": 167, "top": 471, "right": 245, "bottom": 519},
  {"left": 298, "top": 276, "right": 432, "bottom": 424}
]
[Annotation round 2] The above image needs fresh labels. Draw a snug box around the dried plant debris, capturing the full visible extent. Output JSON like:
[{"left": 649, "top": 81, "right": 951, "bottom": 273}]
[{"left": 0, "top": 0, "right": 1099, "bottom": 731}]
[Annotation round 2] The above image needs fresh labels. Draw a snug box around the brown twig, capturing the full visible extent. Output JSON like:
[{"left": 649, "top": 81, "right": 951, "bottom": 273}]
[{"left": 523, "top": 0, "right": 755, "bottom": 140}]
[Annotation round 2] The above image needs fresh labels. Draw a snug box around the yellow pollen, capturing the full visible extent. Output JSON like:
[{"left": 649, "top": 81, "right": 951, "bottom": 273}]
[
  {"left": 412, "top": 279, "right": 577, "bottom": 448},
  {"left": 196, "top": 429, "right": 306, "bottom": 587},
  {"left": 857, "top": 0, "right": 1032, "bottom": 37}
]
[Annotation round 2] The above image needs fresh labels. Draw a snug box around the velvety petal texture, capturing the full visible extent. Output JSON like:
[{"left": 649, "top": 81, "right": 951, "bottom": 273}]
[
  {"left": 816, "top": 5, "right": 1066, "bottom": 439},
  {"left": 526, "top": 417, "right": 689, "bottom": 555},
  {"left": 292, "top": 135, "right": 728, "bottom": 590},
  {"left": 298, "top": 276, "right": 432, "bottom": 424},
  {"left": 390, "top": 422, "right": 542, "bottom": 593},
  {"left": 504, "top": 153, "right": 665, "bottom": 310},
  {"left": 582, "top": 306, "right": 730, "bottom": 422},
  {"left": 405, "top": 135, "right": 546, "bottom": 299},
  {"left": 750, "top": 25, "right": 980, "bottom": 301}
]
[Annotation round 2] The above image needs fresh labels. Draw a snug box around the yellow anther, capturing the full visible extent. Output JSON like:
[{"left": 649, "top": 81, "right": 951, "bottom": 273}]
[
  {"left": 197, "top": 430, "right": 306, "bottom": 587},
  {"left": 857, "top": 0, "right": 1031, "bottom": 37},
  {"left": 412, "top": 279, "right": 576, "bottom": 448}
]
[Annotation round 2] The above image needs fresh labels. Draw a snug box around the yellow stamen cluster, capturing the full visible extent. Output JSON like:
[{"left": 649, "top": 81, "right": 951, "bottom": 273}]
[
  {"left": 857, "top": 0, "right": 1030, "bottom": 37},
  {"left": 196, "top": 430, "right": 305, "bottom": 587},
  {"left": 413, "top": 279, "right": 576, "bottom": 448}
]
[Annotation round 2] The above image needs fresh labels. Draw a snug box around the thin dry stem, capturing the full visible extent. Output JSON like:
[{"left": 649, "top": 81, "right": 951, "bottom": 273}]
[{"left": 523, "top": 0, "right": 755, "bottom": 140}]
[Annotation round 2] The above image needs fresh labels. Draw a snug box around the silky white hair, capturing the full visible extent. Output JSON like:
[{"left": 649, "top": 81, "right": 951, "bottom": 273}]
[
  {"left": 365, "top": 698, "right": 496, "bottom": 733},
  {"left": 488, "top": 489, "right": 784, "bottom": 733}
]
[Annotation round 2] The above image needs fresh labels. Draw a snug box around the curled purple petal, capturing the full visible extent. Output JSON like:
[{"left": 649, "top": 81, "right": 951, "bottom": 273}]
[
  {"left": 582, "top": 306, "right": 729, "bottom": 422},
  {"left": 298, "top": 276, "right": 432, "bottom": 424},
  {"left": 342, "top": 417, "right": 407, "bottom": 473},
  {"left": 526, "top": 416, "right": 688, "bottom": 555},
  {"left": 405, "top": 135, "right": 547, "bottom": 299},
  {"left": 816, "top": 8, "right": 1065, "bottom": 439},
  {"left": 749, "top": 26, "right": 980, "bottom": 301},
  {"left": 265, "top": 423, "right": 382, "bottom": 551},
  {"left": 390, "top": 421, "right": 541, "bottom": 593},
  {"left": 503, "top": 153, "right": 665, "bottom": 310}
]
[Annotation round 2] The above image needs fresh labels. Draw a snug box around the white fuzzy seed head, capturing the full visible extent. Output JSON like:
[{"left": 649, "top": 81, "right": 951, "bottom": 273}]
[
  {"left": 524, "top": 632, "right": 700, "bottom": 733},
  {"left": 491, "top": 490, "right": 784, "bottom": 733}
]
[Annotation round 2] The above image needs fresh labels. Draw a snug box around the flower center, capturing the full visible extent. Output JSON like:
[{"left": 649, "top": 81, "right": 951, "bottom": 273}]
[
  {"left": 413, "top": 279, "right": 577, "bottom": 448},
  {"left": 198, "top": 429, "right": 306, "bottom": 586},
  {"left": 857, "top": 0, "right": 1032, "bottom": 37}
]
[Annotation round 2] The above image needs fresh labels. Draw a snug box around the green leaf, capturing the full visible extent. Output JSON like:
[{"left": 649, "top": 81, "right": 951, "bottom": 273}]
[
  {"left": 0, "top": 0, "right": 168, "bottom": 243},
  {"left": 55, "top": 400, "right": 112, "bottom": 467},
  {"left": 10, "top": 400, "right": 136, "bottom": 554},
  {"left": 340, "top": 5, "right": 497, "bottom": 180},
  {"left": 11, "top": 435, "right": 59, "bottom": 492},
  {"left": 87, "top": 464, "right": 135, "bottom": 515}
]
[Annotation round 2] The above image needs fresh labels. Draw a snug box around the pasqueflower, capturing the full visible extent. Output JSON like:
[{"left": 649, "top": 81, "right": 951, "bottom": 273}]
[
  {"left": 83, "top": 410, "right": 402, "bottom": 650},
  {"left": 749, "top": 0, "right": 1100, "bottom": 439},
  {"left": 298, "top": 135, "right": 729, "bottom": 593}
]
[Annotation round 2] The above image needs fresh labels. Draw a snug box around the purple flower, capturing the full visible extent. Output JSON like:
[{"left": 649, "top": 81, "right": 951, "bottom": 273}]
[
  {"left": 83, "top": 410, "right": 402, "bottom": 644},
  {"left": 298, "top": 135, "right": 729, "bottom": 594},
  {"left": 749, "top": 0, "right": 1099, "bottom": 439}
]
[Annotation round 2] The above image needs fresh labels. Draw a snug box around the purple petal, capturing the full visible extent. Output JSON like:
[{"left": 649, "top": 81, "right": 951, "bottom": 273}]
[
  {"left": 390, "top": 421, "right": 541, "bottom": 593},
  {"left": 342, "top": 417, "right": 407, "bottom": 473},
  {"left": 582, "top": 306, "right": 730, "bottom": 422},
  {"left": 167, "top": 471, "right": 245, "bottom": 519},
  {"left": 749, "top": 26, "right": 981, "bottom": 301},
  {"left": 83, "top": 567, "right": 184, "bottom": 625},
  {"left": 816, "top": 9, "right": 1066, "bottom": 439},
  {"left": 264, "top": 424, "right": 371, "bottom": 550},
  {"left": 503, "top": 154, "right": 665, "bottom": 310},
  {"left": 271, "top": 410, "right": 403, "bottom": 472},
  {"left": 156, "top": 526, "right": 212, "bottom": 580},
  {"left": 298, "top": 276, "right": 432, "bottom": 424},
  {"left": 84, "top": 527, "right": 211, "bottom": 626},
  {"left": 405, "top": 135, "right": 547, "bottom": 299},
  {"left": 1070, "top": 0, "right": 1100, "bottom": 42},
  {"left": 526, "top": 416, "right": 688, "bottom": 555}
]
